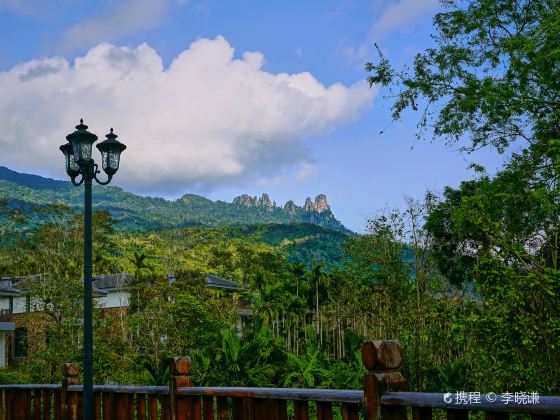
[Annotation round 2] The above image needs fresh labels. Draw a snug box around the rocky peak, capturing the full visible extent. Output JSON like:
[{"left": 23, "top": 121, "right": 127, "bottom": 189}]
[
  {"left": 257, "top": 193, "right": 273, "bottom": 211},
  {"left": 303, "top": 197, "right": 315, "bottom": 212},
  {"left": 233, "top": 194, "right": 256, "bottom": 207},
  {"left": 234, "top": 193, "right": 275, "bottom": 211},
  {"left": 283, "top": 200, "right": 297, "bottom": 216},
  {"left": 314, "top": 194, "right": 329, "bottom": 213},
  {"left": 234, "top": 193, "right": 331, "bottom": 216}
]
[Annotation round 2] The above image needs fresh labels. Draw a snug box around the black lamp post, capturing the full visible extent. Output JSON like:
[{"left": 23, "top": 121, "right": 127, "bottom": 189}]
[{"left": 60, "top": 119, "right": 126, "bottom": 420}]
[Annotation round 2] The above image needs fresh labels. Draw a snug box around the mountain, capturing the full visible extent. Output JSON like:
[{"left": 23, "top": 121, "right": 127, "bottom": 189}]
[{"left": 0, "top": 166, "right": 351, "bottom": 233}]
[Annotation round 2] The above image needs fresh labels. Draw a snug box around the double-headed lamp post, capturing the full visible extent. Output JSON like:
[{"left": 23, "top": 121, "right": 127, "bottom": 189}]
[{"left": 59, "top": 119, "right": 126, "bottom": 419}]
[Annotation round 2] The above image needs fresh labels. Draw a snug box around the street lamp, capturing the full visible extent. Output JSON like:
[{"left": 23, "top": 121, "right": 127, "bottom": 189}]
[{"left": 59, "top": 119, "right": 126, "bottom": 420}]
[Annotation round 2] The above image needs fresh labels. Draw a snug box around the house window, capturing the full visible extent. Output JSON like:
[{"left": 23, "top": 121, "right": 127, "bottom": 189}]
[{"left": 14, "top": 328, "right": 27, "bottom": 358}]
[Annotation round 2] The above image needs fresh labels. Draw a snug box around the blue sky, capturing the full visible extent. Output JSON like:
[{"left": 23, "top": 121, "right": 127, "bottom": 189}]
[{"left": 0, "top": 0, "right": 504, "bottom": 232}]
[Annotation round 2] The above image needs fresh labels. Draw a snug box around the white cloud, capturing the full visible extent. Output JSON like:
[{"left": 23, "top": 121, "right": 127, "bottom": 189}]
[
  {"left": 296, "top": 162, "right": 318, "bottom": 182},
  {"left": 372, "top": 0, "right": 439, "bottom": 36},
  {"left": 59, "top": 0, "right": 170, "bottom": 53},
  {"left": 0, "top": 37, "right": 374, "bottom": 195}
]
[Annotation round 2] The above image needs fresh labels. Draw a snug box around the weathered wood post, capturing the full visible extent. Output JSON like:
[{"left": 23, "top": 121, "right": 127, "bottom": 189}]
[
  {"left": 169, "top": 356, "right": 192, "bottom": 420},
  {"left": 362, "top": 340, "right": 406, "bottom": 420},
  {"left": 62, "top": 362, "right": 80, "bottom": 420}
]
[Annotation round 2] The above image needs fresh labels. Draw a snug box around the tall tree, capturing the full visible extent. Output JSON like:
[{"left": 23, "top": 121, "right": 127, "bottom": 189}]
[
  {"left": 367, "top": 0, "right": 560, "bottom": 153},
  {"left": 366, "top": 0, "right": 560, "bottom": 392}
]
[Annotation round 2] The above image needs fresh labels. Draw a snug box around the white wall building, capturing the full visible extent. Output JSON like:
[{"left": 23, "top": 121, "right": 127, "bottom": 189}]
[{"left": 0, "top": 273, "right": 246, "bottom": 368}]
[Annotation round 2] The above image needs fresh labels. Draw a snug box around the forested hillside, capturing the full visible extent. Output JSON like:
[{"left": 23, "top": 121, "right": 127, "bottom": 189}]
[{"left": 0, "top": 166, "right": 349, "bottom": 232}]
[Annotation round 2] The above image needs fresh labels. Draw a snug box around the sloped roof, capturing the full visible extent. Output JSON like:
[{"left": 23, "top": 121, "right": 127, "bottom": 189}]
[
  {"left": 93, "top": 273, "right": 132, "bottom": 291},
  {"left": 0, "top": 284, "right": 20, "bottom": 297},
  {"left": 1, "top": 275, "right": 109, "bottom": 297},
  {"left": 2, "top": 275, "right": 42, "bottom": 292},
  {"left": 204, "top": 274, "right": 245, "bottom": 290}
]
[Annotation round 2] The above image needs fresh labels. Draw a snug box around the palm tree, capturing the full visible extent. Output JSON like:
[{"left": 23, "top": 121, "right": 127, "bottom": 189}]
[
  {"left": 310, "top": 260, "right": 323, "bottom": 341},
  {"left": 281, "top": 346, "right": 330, "bottom": 388},
  {"left": 290, "top": 262, "right": 306, "bottom": 298},
  {"left": 193, "top": 325, "right": 283, "bottom": 387},
  {"left": 131, "top": 250, "right": 153, "bottom": 283},
  {"left": 128, "top": 249, "right": 155, "bottom": 314}
]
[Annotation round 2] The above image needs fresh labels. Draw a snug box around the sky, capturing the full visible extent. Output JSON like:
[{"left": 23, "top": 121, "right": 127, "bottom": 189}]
[{"left": 0, "top": 0, "right": 505, "bottom": 232}]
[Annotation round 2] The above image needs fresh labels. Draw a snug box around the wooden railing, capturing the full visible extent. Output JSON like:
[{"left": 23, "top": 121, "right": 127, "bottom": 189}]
[
  {"left": 0, "top": 340, "right": 558, "bottom": 419},
  {"left": 0, "top": 384, "right": 362, "bottom": 419}
]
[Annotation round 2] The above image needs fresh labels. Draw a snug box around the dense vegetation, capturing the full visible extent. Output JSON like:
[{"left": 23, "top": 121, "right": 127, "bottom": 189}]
[
  {"left": 366, "top": 0, "right": 560, "bottom": 392},
  {"left": 0, "top": 166, "right": 348, "bottom": 232},
  {"left": 0, "top": 0, "right": 559, "bottom": 396}
]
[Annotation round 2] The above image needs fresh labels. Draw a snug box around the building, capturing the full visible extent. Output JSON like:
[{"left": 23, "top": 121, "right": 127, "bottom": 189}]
[
  {"left": 93, "top": 273, "right": 132, "bottom": 309},
  {"left": 0, "top": 282, "right": 19, "bottom": 368},
  {"left": 0, "top": 273, "right": 247, "bottom": 368}
]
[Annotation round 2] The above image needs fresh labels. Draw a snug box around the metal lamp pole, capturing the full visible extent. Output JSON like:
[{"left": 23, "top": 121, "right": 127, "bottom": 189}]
[{"left": 60, "top": 120, "right": 126, "bottom": 419}]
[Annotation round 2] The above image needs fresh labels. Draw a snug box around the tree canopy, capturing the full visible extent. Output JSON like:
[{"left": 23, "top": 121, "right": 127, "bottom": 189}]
[{"left": 367, "top": 0, "right": 560, "bottom": 152}]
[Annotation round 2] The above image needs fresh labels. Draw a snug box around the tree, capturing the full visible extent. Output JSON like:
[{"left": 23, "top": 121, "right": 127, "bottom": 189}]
[
  {"left": 367, "top": 0, "right": 560, "bottom": 392},
  {"left": 425, "top": 160, "right": 560, "bottom": 392},
  {"left": 281, "top": 346, "right": 331, "bottom": 388},
  {"left": 192, "top": 323, "right": 285, "bottom": 387},
  {"left": 367, "top": 0, "right": 560, "bottom": 153},
  {"left": 1, "top": 207, "right": 128, "bottom": 383},
  {"left": 310, "top": 261, "right": 323, "bottom": 339}
]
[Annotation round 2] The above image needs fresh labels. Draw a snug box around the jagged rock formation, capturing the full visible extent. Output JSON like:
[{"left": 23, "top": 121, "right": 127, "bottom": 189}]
[
  {"left": 0, "top": 165, "right": 351, "bottom": 233},
  {"left": 283, "top": 200, "right": 297, "bottom": 216},
  {"left": 301, "top": 194, "right": 330, "bottom": 213},
  {"left": 233, "top": 193, "right": 275, "bottom": 212},
  {"left": 234, "top": 193, "right": 332, "bottom": 217},
  {"left": 314, "top": 194, "right": 329, "bottom": 213},
  {"left": 233, "top": 194, "right": 255, "bottom": 207},
  {"left": 303, "top": 197, "right": 315, "bottom": 212},
  {"left": 257, "top": 193, "right": 274, "bottom": 211}
]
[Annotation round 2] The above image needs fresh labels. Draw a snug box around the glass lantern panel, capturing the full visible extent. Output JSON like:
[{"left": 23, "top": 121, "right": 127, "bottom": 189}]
[
  {"left": 101, "top": 151, "right": 109, "bottom": 170},
  {"left": 108, "top": 151, "right": 120, "bottom": 170},
  {"left": 63, "top": 151, "right": 70, "bottom": 170},
  {"left": 72, "top": 143, "right": 80, "bottom": 162},
  {"left": 68, "top": 154, "right": 79, "bottom": 172},
  {"left": 80, "top": 143, "right": 92, "bottom": 161}
]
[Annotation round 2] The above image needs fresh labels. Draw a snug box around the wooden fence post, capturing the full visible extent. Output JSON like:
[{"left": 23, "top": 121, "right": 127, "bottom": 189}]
[
  {"left": 362, "top": 340, "right": 406, "bottom": 420},
  {"left": 62, "top": 362, "right": 80, "bottom": 420},
  {"left": 169, "top": 356, "right": 192, "bottom": 420}
]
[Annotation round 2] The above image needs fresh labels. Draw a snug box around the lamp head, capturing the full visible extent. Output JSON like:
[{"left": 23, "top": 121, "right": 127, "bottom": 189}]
[
  {"left": 96, "top": 128, "right": 126, "bottom": 176},
  {"left": 59, "top": 142, "right": 80, "bottom": 178},
  {"left": 65, "top": 119, "right": 98, "bottom": 164}
]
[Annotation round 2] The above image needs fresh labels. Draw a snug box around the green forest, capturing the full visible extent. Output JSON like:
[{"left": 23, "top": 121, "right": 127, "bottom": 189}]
[
  {"left": 0, "top": 166, "right": 348, "bottom": 233},
  {"left": 0, "top": 0, "right": 559, "bottom": 396}
]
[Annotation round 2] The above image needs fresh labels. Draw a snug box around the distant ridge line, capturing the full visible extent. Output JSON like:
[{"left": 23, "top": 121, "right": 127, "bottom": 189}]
[
  {"left": 0, "top": 165, "right": 351, "bottom": 233},
  {"left": 0, "top": 166, "right": 70, "bottom": 192}
]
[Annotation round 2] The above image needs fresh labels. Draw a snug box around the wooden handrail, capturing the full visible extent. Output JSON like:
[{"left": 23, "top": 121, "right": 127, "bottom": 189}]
[
  {"left": 1, "top": 341, "right": 559, "bottom": 419},
  {"left": 1, "top": 385, "right": 557, "bottom": 413},
  {"left": 0, "top": 384, "right": 363, "bottom": 402},
  {"left": 0, "top": 384, "right": 62, "bottom": 390},
  {"left": 176, "top": 387, "right": 363, "bottom": 403}
]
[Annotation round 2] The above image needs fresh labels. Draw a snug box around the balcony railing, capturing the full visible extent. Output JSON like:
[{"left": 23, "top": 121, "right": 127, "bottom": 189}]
[{"left": 0, "top": 341, "right": 558, "bottom": 419}]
